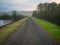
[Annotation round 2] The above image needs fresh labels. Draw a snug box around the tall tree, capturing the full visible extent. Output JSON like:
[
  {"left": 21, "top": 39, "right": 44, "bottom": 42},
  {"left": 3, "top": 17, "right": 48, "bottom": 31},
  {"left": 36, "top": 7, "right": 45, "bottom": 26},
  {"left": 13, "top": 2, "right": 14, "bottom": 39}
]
[
  {"left": 33, "top": 2, "right": 60, "bottom": 25},
  {"left": 12, "top": 10, "right": 17, "bottom": 20}
]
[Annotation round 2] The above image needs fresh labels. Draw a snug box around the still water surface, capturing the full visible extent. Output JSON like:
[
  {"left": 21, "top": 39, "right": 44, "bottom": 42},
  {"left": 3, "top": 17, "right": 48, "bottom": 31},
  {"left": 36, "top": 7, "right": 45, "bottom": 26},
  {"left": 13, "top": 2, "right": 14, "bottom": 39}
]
[{"left": 0, "top": 20, "right": 12, "bottom": 26}]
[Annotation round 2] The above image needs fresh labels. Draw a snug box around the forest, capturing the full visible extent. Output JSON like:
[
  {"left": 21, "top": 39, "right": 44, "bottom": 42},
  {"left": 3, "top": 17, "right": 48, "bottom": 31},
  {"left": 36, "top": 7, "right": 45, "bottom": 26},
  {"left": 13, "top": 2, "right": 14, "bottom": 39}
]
[{"left": 33, "top": 2, "right": 60, "bottom": 25}]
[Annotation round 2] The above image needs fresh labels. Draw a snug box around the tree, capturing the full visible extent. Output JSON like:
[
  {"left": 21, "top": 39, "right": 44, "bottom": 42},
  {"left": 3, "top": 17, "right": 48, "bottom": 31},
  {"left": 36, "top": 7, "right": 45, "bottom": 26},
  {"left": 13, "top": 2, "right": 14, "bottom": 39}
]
[
  {"left": 12, "top": 10, "right": 17, "bottom": 20},
  {"left": 33, "top": 11, "right": 37, "bottom": 17},
  {"left": 33, "top": 2, "right": 60, "bottom": 25},
  {"left": 2, "top": 13, "right": 11, "bottom": 20}
]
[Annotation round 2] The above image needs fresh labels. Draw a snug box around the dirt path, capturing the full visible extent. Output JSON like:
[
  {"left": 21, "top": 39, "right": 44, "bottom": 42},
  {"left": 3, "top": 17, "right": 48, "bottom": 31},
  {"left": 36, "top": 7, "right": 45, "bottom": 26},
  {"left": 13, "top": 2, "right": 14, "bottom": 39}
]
[{"left": 2, "top": 18, "right": 56, "bottom": 45}]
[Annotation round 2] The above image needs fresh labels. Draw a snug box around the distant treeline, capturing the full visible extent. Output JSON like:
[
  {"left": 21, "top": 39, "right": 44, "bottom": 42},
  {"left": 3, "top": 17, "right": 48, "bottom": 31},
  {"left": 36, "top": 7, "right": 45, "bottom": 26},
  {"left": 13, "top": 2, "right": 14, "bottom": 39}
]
[
  {"left": 0, "top": 10, "right": 26, "bottom": 20},
  {"left": 33, "top": 2, "right": 60, "bottom": 25}
]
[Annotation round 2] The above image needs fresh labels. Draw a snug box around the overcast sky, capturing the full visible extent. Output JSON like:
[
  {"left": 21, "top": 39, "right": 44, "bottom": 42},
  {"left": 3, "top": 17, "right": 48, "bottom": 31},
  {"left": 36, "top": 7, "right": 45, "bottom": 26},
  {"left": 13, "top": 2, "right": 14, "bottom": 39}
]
[{"left": 0, "top": 0, "right": 60, "bottom": 11}]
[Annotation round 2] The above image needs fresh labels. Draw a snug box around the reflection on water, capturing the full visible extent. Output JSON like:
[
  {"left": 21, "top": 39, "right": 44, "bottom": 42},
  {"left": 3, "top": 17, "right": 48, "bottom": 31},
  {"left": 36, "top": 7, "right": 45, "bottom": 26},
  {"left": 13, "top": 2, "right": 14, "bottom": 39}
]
[{"left": 0, "top": 20, "right": 12, "bottom": 26}]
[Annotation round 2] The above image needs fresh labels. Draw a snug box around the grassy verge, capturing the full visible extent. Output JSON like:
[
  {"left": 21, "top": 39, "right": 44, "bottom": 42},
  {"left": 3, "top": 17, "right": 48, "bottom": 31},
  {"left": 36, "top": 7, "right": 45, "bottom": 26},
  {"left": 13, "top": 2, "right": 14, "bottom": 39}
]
[
  {"left": 0, "top": 18, "right": 27, "bottom": 44},
  {"left": 33, "top": 17, "right": 60, "bottom": 43}
]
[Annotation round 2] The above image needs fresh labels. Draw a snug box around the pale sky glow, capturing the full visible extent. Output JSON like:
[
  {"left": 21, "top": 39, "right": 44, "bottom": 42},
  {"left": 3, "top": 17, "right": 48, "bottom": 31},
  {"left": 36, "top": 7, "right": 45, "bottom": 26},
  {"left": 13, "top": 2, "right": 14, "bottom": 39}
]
[
  {"left": 52, "top": 0, "right": 60, "bottom": 4},
  {"left": 0, "top": 0, "right": 60, "bottom": 11}
]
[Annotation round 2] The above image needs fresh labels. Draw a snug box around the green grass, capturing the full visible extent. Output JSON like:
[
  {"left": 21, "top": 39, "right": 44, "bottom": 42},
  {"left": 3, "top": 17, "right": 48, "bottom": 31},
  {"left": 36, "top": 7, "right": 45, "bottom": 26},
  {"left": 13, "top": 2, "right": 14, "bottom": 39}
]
[
  {"left": 33, "top": 17, "right": 60, "bottom": 43},
  {"left": 0, "top": 18, "right": 27, "bottom": 44}
]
